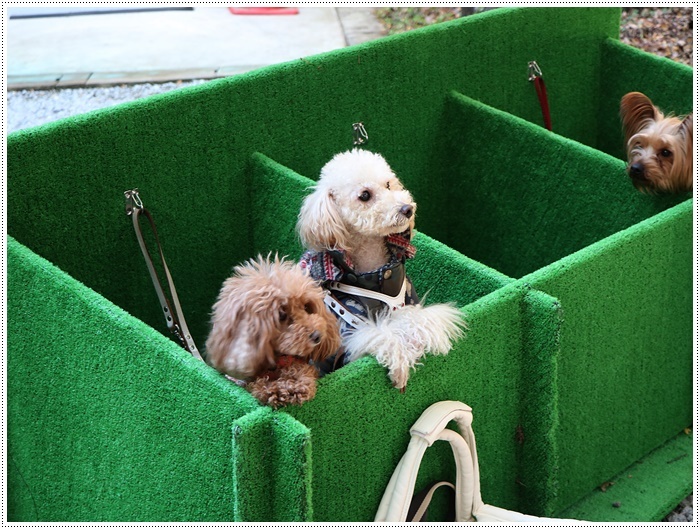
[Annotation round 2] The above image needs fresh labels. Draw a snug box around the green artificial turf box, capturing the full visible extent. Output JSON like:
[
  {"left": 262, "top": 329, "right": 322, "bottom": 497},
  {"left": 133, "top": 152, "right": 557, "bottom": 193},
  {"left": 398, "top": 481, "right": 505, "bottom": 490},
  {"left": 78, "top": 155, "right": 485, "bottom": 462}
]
[{"left": 7, "top": 7, "right": 692, "bottom": 522}]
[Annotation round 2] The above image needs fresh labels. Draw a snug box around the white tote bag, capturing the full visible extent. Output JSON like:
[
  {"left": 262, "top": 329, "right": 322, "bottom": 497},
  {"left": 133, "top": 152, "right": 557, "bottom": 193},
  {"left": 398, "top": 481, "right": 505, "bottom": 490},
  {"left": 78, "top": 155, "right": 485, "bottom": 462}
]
[{"left": 375, "top": 401, "right": 584, "bottom": 523}]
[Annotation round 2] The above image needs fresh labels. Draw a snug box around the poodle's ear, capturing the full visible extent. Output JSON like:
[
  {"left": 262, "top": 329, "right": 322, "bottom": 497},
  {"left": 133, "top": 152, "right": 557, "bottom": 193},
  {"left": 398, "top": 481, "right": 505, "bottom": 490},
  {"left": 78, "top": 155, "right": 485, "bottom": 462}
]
[
  {"left": 620, "top": 92, "right": 659, "bottom": 145},
  {"left": 311, "top": 305, "right": 341, "bottom": 364},
  {"left": 297, "top": 185, "right": 350, "bottom": 251},
  {"left": 205, "top": 280, "right": 277, "bottom": 380}
]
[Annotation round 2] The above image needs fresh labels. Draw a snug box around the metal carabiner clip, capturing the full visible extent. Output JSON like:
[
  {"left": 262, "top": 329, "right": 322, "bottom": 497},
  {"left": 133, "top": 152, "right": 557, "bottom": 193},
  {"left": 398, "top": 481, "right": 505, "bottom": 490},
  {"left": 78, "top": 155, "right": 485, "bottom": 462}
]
[
  {"left": 124, "top": 188, "right": 144, "bottom": 216},
  {"left": 528, "top": 60, "right": 543, "bottom": 82},
  {"left": 353, "top": 122, "right": 369, "bottom": 146}
]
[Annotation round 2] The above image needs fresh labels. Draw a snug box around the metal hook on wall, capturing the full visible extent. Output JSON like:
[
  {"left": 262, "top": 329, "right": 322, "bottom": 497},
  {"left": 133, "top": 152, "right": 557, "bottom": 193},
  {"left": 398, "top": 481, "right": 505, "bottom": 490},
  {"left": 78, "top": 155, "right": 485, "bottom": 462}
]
[{"left": 353, "top": 122, "right": 369, "bottom": 146}]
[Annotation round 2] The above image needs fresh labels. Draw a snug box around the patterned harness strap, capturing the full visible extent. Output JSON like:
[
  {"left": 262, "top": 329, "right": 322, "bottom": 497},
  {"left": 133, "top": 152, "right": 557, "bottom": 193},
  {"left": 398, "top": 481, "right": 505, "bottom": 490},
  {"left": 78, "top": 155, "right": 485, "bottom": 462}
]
[{"left": 300, "top": 229, "right": 417, "bottom": 331}]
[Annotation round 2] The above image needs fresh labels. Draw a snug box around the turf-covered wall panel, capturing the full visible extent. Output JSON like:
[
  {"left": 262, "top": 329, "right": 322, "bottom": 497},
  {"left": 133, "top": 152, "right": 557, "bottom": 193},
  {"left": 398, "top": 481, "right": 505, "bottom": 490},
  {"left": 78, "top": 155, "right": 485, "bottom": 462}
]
[
  {"left": 231, "top": 408, "right": 312, "bottom": 521},
  {"left": 430, "top": 91, "right": 687, "bottom": 278},
  {"left": 517, "top": 289, "right": 562, "bottom": 516},
  {"left": 285, "top": 283, "right": 567, "bottom": 520},
  {"left": 596, "top": 38, "right": 694, "bottom": 159},
  {"left": 6, "top": 104, "right": 251, "bottom": 347},
  {"left": 523, "top": 200, "right": 693, "bottom": 513},
  {"left": 7, "top": 237, "right": 261, "bottom": 521}
]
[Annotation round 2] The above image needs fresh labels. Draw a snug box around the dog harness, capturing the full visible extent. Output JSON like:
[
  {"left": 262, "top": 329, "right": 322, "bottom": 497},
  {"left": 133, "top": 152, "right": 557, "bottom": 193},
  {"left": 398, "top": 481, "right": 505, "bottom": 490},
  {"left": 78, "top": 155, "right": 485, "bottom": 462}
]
[{"left": 299, "top": 230, "right": 419, "bottom": 374}]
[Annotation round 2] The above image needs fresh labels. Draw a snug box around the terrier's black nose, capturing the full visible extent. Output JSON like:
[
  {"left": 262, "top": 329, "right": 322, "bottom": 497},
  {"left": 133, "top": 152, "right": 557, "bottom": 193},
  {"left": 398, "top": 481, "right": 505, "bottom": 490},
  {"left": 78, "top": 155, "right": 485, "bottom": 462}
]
[
  {"left": 629, "top": 163, "right": 646, "bottom": 180},
  {"left": 310, "top": 331, "right": 322, "bottom": 344},
  {"left": 400, "top": 204, "right": 414, "bottom": 218}
]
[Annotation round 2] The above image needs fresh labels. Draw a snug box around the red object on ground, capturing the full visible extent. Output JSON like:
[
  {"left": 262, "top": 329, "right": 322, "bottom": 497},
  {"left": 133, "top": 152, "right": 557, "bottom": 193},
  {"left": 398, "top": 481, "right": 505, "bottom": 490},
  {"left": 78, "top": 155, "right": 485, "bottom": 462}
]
[{"left": 228, "top": 7, "right": 299, "bottom": 15}]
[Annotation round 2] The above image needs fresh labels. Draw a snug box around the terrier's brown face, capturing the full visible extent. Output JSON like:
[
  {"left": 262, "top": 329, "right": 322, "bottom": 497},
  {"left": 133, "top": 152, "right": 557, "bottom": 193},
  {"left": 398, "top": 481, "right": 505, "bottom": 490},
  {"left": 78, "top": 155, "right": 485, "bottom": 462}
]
[{"left": 620, "top": 92, "right": 693, "bottom": 194}]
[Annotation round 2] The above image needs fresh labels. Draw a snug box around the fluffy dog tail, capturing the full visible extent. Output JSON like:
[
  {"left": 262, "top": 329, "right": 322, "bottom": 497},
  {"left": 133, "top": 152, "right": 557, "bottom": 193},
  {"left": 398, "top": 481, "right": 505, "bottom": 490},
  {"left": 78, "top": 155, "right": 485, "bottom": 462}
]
[{"left": 343, "top": 303, "right": 466, "bottom": 389}]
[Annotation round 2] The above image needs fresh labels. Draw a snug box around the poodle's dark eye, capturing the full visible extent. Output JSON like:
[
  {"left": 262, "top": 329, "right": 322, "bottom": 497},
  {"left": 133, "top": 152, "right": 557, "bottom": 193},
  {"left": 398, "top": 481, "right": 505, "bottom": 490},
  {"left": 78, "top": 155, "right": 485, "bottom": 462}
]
[
  {"left": 304, "top": 303, "right": 315, "bottom": 314},
  {"left": 359, "top": 190, "right": 372, "bottom": 202},
  {"left": 386, "top": 182, "right": 391, "bottom": 190},
  {"left": 279, "top": 309, "right": 288, "bottom": 322},
  {"left": 660, "top": 149, "right": 672, "bottom": 158}
]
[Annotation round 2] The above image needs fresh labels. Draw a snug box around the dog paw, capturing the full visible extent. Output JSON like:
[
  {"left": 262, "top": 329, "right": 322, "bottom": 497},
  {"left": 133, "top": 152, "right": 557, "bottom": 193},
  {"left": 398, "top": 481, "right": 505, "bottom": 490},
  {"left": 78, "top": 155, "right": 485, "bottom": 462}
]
[
  {"left": 341, "top": 303, "right": 466, "bottom": 388},
  {"left": 248, "top": 377, "right": 317, "bottom": 408},
  {"left": 413, "top": 303, "right": 466, "bottom": 355}
]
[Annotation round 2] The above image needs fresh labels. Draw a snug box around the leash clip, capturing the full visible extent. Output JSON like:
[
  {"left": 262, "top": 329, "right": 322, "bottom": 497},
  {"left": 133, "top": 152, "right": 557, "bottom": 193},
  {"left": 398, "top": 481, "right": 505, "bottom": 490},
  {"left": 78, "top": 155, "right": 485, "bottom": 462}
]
[
  {"left": 353, "top": 122, "right": 369, "bottom": 146},
  {"left": 527, "top": 60, "right": 543, "bottom": 82},
  {"left": 124, "top": 188, "right": 143, "bottom": 216}
]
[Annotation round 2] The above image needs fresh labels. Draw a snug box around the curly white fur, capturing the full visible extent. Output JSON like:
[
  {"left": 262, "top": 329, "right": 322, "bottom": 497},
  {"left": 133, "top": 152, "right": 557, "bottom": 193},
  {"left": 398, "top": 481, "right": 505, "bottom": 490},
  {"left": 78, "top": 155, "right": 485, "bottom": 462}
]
[
  {"left": 344, "top": 303, "right": 465, "bottom": 389},
  {"left": 298, "top": 149, "right": 466, "bottom": 388}
]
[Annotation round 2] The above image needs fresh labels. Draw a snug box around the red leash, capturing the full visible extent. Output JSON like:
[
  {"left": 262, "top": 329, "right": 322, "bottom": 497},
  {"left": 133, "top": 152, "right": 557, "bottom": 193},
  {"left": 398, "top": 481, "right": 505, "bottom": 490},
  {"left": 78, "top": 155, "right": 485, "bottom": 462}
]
[{"left": 528, "top": 61, "right": 552, "bottom": 131}]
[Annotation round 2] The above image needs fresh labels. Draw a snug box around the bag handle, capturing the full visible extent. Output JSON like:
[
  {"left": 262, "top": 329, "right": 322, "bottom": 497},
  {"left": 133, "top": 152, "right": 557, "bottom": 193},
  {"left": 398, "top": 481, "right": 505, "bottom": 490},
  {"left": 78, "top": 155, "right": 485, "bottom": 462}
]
[
  {"left": 376, "top": 401, "right": 585, "bottom": 524},
  {"left": 408, "top": 480, "right": 456, "bottom": 522},
  {"left": 375, "top": 401, "right": 482, "bottom": 522}
]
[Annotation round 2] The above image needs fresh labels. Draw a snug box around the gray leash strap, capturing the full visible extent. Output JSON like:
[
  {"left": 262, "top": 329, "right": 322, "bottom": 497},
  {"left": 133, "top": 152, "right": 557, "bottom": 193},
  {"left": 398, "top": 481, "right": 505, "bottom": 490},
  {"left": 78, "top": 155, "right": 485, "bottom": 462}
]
[{"left": 124, "top": 189, "right": 203, "bottom": 361}]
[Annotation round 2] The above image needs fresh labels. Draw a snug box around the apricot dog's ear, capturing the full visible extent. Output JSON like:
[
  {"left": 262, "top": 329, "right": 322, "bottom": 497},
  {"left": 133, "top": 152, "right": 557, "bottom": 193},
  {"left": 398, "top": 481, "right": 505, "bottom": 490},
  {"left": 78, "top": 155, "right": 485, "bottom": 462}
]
[
  {"left": 311, "top": 302, "right": 341, "bottom": 364},
  {"left": 205, "top": 273, "right": 277, "bottom": 380},
  {"left": 620, "top": 92, "right": 660, "bottom": 144}
]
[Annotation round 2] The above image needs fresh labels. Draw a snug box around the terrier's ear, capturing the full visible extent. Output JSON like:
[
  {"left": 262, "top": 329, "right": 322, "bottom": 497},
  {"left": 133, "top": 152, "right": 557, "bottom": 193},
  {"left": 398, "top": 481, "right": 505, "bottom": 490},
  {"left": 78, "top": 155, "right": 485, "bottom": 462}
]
[
  {"left": 679, "top": 113, "right": 693, "bottom": 141},
  {"left": 620, "top": 92, "right": 660, "bottom": 145},
  {"left": 297, "top": 186, "right": 351, "bottom": 251}
]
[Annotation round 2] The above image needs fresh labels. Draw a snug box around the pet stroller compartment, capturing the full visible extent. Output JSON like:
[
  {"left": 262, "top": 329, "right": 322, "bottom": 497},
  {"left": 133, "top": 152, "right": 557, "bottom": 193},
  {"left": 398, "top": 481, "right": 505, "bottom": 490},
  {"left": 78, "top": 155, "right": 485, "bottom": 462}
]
[
  {"left": 421, "top": 91, "right": 687, "bottom": 279},
  {"left": 7, "top": 6, "right": 692, "bottom": 523}
]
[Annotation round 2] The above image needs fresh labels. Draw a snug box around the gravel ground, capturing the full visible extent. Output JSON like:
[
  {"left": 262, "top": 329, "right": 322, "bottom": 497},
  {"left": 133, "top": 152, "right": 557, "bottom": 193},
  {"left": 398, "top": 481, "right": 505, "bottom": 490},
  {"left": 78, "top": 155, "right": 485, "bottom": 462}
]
[
  {"left": 5, "top": 7, "right": 694, "bottom": 522},
  {"left": 7, "top": 79, "right": 210, "bottom": 133}
]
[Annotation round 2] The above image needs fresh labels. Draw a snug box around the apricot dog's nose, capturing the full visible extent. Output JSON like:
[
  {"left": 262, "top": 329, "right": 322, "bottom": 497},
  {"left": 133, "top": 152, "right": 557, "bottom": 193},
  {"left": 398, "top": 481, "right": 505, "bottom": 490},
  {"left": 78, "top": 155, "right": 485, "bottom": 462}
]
[{"left": 400, "top": 204, "right": 414, "bottom": 218}]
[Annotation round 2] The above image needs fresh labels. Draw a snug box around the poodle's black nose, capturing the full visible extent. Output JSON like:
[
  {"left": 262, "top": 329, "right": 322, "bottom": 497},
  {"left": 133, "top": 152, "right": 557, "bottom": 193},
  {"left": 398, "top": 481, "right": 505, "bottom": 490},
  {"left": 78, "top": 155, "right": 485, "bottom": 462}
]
[
  {"left": 400, "top": 204, "right": 414, "bottom": 218},
  {"left": 629, "top": 163, "right": 646, "bottom": 180},
  {"left": 310, "top": 331, "right": 322, "bottom": 344}
]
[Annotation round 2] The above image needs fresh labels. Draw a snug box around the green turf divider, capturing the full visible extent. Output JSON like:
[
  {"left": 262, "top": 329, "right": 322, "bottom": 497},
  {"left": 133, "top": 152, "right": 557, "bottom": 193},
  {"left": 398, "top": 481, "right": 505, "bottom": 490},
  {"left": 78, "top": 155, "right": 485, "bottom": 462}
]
[
  {"left": 558, "top": 430, "right": 693, "bottom": 522},
  {"left": 407, "top": 231, "right": 514, "bottom": 305},
  {"left": 521, "top": 199, "right": 693, "bottom": 515},
  {"left": 248, "top": 152, "right": 311, "bottom": 258},
  {"left": 430, "top": 91, "right": 686, "bottom": 278},
  {"left": 6, "top": 104, "right": 250, "bottom": 348},
  {"left": 517, "top": 289, "right": 562, "bottom": 516},
  {"left": 6, "top": 7, "right": 692, "bottom": 522},
  {"left": 7, "top": 237, "right": 262, "bottom": 521},
  {"left": 285, "top": 282, "right": 570, "bottom": 520},
  {"left": 231, "top": 408, "right": 313, "bottom": 521},
  {"left": 597, "top": 38, "right": 694, "bottom": 159}
]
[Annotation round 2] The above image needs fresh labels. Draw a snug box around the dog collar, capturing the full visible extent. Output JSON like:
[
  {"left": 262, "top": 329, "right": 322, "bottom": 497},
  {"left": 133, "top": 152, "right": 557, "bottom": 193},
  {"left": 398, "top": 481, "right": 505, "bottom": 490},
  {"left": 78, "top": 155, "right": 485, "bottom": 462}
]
[{"left": 261, "top": 354, "right": 307, "bottom": 381}]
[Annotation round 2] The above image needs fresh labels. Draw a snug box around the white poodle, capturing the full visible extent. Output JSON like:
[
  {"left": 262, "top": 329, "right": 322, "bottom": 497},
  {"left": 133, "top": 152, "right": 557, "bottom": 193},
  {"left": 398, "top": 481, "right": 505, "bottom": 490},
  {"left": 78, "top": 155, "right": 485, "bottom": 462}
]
[{"left": 298, "top": 148, "right": 465, "bottom": 389}]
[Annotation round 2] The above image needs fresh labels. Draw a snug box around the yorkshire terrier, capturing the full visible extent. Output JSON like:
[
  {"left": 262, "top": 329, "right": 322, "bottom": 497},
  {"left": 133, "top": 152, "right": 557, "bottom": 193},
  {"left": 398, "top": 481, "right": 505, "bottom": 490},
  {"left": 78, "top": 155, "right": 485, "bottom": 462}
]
[
  {"left": 205, "top": 255, "right": 340, "bottom": 408},
  {"left": 620, "top": 91, "right": 693, "bottom": 194},
  {"left": 298, "top": 149, "right": 466, "bottom": 390}
]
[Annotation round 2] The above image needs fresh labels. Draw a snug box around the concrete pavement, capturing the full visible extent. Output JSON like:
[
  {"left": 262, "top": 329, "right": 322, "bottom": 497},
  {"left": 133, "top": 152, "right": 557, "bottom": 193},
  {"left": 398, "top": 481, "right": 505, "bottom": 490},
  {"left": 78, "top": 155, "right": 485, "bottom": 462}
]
[{"left": 7, "top": 6, "right": 385, "bottom": 90}]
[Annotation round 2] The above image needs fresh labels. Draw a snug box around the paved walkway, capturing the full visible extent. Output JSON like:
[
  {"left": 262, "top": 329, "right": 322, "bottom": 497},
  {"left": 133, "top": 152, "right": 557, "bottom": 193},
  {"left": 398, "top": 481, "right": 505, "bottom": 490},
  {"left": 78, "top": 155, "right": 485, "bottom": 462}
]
[{"left": 7, "top": 6, "right": 385, "bottom": 90}]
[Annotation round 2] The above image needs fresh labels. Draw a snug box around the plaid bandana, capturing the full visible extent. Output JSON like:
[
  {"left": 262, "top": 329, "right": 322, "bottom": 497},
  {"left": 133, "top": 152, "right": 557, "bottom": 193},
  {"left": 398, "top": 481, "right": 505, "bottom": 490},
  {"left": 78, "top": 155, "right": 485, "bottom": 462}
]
[{"left": 299, "top": 229, "right": 416, "bottom": 282}]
